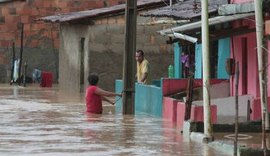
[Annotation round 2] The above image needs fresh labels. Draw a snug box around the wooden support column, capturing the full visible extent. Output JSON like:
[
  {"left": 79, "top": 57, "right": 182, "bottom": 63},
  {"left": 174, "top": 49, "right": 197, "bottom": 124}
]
[{"left": 122, "top": 0, "right": 137, "bottom": 114}]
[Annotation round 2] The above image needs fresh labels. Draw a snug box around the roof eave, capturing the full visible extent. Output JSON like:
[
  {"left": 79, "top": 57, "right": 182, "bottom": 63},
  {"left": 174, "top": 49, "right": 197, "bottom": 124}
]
[{"left": 36, "top": 0, "right": 173, "bottom": 23}]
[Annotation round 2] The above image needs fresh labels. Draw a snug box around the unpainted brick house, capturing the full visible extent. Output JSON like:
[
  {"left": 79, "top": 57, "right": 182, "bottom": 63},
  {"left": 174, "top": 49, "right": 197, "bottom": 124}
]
[
  {"left": 38, "top": 0, "right": 174, "bottom": 93},
  {"left": 0, "top": 0, "right": 126, "bottom": 83}
]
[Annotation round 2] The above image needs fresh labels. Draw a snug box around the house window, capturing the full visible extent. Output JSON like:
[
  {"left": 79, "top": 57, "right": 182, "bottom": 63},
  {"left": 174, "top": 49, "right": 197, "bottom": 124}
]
[
  {"left": 210, "top": 40, "right": 218, "bottom": 78},
  {"left": 9, "top": 8, "right": 16, "bottom": 15},
  {"left": 80, "top": 38, "right": 85, "bottom": 93},
  {"left": 241, "top": 37, "right": 247, "bottom": 94}
]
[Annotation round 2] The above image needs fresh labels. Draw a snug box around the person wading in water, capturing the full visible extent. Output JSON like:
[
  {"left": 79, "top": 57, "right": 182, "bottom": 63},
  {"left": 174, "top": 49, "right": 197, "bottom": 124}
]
[{"left": 85, "top": 73, "right": 122, "bottom": 114}]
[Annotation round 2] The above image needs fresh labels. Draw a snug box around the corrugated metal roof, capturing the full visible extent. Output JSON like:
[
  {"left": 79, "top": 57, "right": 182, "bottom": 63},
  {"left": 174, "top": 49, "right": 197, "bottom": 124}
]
[
  {"left": 140, "top": 0, "right": 228, "bottom": 20},
  {"left": 0, "top": 0, "right": 11, "bottom": 2},
  {"left": 37, "top": 0, "right": 171, "bottom": 23},
  {"left": 218, "top": 0, "right": 270, "bottom": 15},
  {"left": 158, "top": 13, "right": 255, "bottom": 35},
  {"left": 0, "top": 0, "right": 23, "bottom": 3}
]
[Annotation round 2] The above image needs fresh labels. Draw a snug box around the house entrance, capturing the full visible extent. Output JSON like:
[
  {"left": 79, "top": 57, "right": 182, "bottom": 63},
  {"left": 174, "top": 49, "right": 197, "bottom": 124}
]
[{"left": 80, "top": 38, "right": 85, "bottom": 93}]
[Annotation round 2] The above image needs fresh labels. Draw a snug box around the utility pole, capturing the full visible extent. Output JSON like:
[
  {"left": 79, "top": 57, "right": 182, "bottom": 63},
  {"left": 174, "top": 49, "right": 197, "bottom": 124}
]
[
  {"left": 254, "top": 0, "right": 269, "bottom": 130},
  {"left": 201, "top": 0, "right": 213, "bottom": 140},
  {"left": 122, "top": 0, "right": 137, "bottom": 114},
  {"left": 254, "top": 0, "right": 269, "bottom": 155}
]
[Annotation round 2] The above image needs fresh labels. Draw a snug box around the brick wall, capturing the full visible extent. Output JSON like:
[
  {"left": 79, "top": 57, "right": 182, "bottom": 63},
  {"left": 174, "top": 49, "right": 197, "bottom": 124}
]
[
  {"left": 87, "top": 15, "right": 173, "bottom": 91},
  {"left": 57, "top": 10, "right": 174, "bottom": 92},
  {"left": 0, "top": 0, "right": 125, "bottom": 83}
]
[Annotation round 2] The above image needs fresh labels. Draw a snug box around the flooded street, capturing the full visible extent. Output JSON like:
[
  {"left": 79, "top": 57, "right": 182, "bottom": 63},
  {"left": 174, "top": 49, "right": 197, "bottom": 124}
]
[{"left": 0, "top": 85, "right": 230, "bottom": 156}]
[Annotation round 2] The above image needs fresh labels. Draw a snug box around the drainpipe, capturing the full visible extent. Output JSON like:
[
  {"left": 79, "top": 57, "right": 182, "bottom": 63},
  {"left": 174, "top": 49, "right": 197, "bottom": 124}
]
[
  {"left": 172, "top": 32, "right": 198, "bottom": 43},
  {"left": 18, "top": 23, "right": 24, "bottom": 86},
  {"left": 201, "top": 0, "right": 213, "bottom": 140},
  {"left": 10, "top": 42, "right": 15, "bottom": 84},
  {"left": 254, "top": 0, "right": 269, "bottom": 154}
]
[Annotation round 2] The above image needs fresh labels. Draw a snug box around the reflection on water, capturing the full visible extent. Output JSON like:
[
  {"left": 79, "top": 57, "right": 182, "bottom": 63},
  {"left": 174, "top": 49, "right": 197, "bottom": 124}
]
[
  {"left": 215, "top": 132, "right": 270, "bottom": 149},
  {"left": 0, "top": 85, "right": 230, "bottom": 156}
]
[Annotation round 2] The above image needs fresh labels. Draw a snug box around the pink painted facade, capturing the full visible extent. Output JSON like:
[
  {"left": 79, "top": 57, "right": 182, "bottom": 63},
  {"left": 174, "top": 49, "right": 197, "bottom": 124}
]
[
  {"left": 229, "top": 0, "right": 270, "bottom": 120},
  {"left": 162, "top": 78, "right": 225, "bottom": 96},
  {"left": 162, "top": 79, "right": 219, "bottom": 130},
  {"left": 162, "top": 97, "right": 217, "bottom": 131},
  {"left": 163, "top": 97, "right": 177, "bottom": 122},
  {"left": 251, "top": 97, "right": 270, "bottom": 120},
  {"left": 175, "top": 101, "right": 217, "bottom": 130},
  {"left": 231, "top": 33, "right": 259, "bottom": 97},
  {"left": 161, "top": 0, "right": 270, "bottom": 127}
]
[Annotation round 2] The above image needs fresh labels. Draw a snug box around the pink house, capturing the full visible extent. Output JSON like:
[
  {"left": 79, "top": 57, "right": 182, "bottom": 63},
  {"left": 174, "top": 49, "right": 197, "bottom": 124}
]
[
  {"left": 229, "top": 0, "right": 270, "bottom": 121},
  {"left": 142, "top": 0, "right": 270, "bottom": 128}
]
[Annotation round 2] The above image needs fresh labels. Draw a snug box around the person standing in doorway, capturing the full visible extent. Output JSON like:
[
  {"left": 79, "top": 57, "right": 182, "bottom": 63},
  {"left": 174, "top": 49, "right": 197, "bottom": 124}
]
[
  {"left": 135, "top": 50, "right": 151, "bottom": 84},
  {"left": 85, "top": 73, "right": 122, "bottom": 114},
  {"left": 181, "top": 52, "right": 190, "bottom": 78}
]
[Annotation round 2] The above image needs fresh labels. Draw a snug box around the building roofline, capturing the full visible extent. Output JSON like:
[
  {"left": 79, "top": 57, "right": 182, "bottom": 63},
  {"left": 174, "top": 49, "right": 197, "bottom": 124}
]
[{"left": 36, "top": 0, "right": 172, "bottom": 23}]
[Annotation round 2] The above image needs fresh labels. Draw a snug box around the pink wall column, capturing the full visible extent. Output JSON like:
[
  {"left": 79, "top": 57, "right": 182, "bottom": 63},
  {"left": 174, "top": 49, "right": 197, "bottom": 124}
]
[
  {"left": 231, "top": 33, "right": 259, "bottom": 98},
  {"left": 190, "top": 105, "right": 217, "bottom": 123},
  {"left": 251, "top": 97, "right": 270, "bottom": 121},
  {"left": 176, "top": 102, "right": 185, "bottom": 130},
  {"left": 163, "top": 97, "right": 177, "bottom": 122},
  {"left": 246, "top": 33, "right": 260, "bottom": 97}
]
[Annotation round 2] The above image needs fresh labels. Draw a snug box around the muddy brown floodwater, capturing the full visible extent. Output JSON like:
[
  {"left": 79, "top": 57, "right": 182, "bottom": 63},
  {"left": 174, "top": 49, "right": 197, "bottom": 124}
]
[{"left": 0, "top": 85, "right": 230, "bottom": 156}]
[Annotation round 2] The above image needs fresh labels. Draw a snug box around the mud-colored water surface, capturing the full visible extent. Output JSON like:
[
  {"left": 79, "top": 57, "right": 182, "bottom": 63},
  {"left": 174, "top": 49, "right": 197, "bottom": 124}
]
[{"left": 0, "top": 85, "right": 230, "bottom": 156}]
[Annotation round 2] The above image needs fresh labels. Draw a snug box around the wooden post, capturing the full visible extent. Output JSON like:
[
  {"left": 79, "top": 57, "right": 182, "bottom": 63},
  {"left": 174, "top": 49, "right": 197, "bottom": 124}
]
[
  {"left": 184, "top": 76, "right": 194, "bottom": 120},
  {"left": 234, "top": 62, "right": 239, "bottom": 156},
  {"left": 122, "top": 0, "right": 137, "bottom": 114},
  {"left": 254, "top": 1, "right": 269, "bottom": 154}
]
